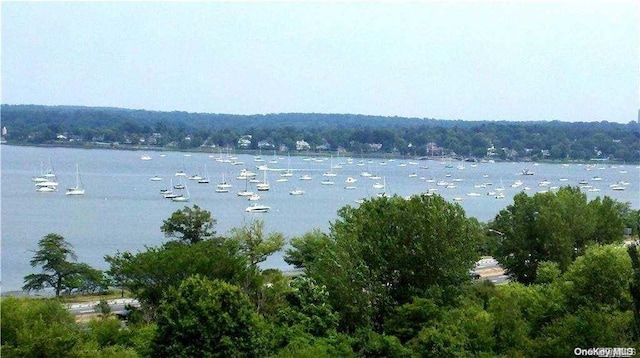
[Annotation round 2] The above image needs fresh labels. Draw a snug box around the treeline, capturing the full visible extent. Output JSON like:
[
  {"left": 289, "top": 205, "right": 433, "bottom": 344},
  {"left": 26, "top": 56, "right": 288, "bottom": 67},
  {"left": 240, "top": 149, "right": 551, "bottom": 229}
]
[
  {"left": 2, "top": 104, "right": 639, "bottom": 162},
  {"left": 2, "top": 188, "right": 640, "bottom": 356}
]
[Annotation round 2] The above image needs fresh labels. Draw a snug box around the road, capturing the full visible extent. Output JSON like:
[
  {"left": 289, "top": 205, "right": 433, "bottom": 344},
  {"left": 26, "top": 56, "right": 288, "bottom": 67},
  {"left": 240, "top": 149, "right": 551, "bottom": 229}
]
[
  {"left": 473, "top": 257, "right": 509, "bottom": 284},
  {"left": 67, "top": 298, "right": 139, "bottom": 318}
]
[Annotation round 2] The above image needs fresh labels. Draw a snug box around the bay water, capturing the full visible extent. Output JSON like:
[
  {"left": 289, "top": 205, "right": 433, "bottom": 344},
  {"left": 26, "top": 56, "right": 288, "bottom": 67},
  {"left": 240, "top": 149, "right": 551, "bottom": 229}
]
[{"left": 2, "top": 145, "right": 638, "bottom": 293}]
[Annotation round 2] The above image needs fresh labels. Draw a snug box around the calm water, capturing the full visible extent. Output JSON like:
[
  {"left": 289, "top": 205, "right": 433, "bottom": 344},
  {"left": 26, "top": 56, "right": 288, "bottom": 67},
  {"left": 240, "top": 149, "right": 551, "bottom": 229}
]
[{"left": 2, "top": 145, "right": 638, "bottom": 292}]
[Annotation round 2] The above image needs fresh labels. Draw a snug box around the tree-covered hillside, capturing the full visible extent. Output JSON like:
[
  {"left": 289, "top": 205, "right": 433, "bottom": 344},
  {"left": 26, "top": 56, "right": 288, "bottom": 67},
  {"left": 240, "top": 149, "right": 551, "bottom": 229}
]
[{"left": 2, "top": 104, "right": 639, "bottom": 162}]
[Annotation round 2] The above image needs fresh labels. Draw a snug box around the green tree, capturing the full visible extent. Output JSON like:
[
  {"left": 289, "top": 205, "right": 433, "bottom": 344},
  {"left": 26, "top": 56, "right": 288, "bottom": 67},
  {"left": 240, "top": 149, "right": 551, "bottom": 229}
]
[
  {"left": 492, "top": 188, "right": 626, "bottom": 284},
  {"left": 535, "top": 307, "right": 634, "bottom": 356},
  {"left": 561, "top": 244, "right": 632, "bottom": 310},
  {"left": 23, "top": 233, "right": 79, "bottom": 297},
  {"left": 160, "top": 204, "right": 216, "bottom": 244},
  {"left": 284, "top": 228, "right": 331, "bottom": 269},
  {"left": 152, "top": 275, "right": 265, "bottom": 357},
  {"left": 629, "top": 244, "right": 640, "bottom": 341},
  {"left": 1, "top": 297, "right": 83, "bottom": 356},
  {"left": 308, "top": 194, "right": 480, "bottom": 332},
  {"left": 276, "top": 277, "right": 339, "bottom": 337},
  {"left": 230, "top": 219, "right": 285, "bottom": 269},
  {"left": 67, "top": 262, "right": 108, "bottom": 295},
  {"left": 105, "top": 239, "right": 249, "bottom": 312}
]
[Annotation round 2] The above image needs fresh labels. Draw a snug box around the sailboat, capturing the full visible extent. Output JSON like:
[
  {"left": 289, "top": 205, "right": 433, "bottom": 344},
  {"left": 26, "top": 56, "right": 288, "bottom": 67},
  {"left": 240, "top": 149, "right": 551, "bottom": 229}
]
[
  {"left": 189, "top": 166, "right": 204, "bottom": 181},
  {"left": 256, "top": 170, "right": 270, "bottom": 191},
  {"left": 322, "top": 156, "right": 337, "bottom": 177},
  {"left": 197, "top": 165, "right": 210, "bottom": 184},
  {"left": 237, "top": 178, "right": 254, "bottom": 197},
  {"left": 216, "top": 173, "right": 232, "bottom": 193},
  {"left": 280, "top": 155, "right": 294, "bottom": 178},
  {"left": 269, "top": 151, "right": 279, "bottom": 164},
  {"left": 172, "top": 184, "right": 190, "bottom": 202},
  {"left": 175, "top": 159, "right": 187, "bottom": 177},
  {"left": 373, "top": 177, "right": 386, "bottom": 190},
  {"left": 31, "top": 161, "right": 48, "bottom": 183},
  {"left": 36, "top": 163, "right": 57, "bottom": 192},
  {"left": 65, "top": 164, "right": 85, "bottom": 195}
]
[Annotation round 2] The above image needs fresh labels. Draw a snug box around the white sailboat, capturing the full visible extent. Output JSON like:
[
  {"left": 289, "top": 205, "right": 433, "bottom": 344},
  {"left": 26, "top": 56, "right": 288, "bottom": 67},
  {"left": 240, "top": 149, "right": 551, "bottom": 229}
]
[
  {"left": 172, "top": 184, "right": 190, "bottom": 202},
  {"left": 162, "top": 179, "right": 179, "bottom": 198},
  {"left": 373, "top": 177, "right": 386, "bottom": 190},
  {"left": 256, "top": 170, "right": 270, "bottom": 191},
  {"left": 65, "top": 164, "right": 85, "bottom": 195},
  {"left": 323, "top": 156, "right": 337, "bottom": 177},
  {"left": 281, "top": 155, "right": 294, "bottom": 178},
  {"left": 216, "top": 173, "right": 232, "bottom": 193},
  {"left": 237, "top": 178, "right": 254, "bottom": 197},
  {"left": 189, "top": 166, "right": 204, "bottom": 181},
  {"left": 197, "top": 165, "right": 210, "bottom": 184},
  {"left": 31, "top": 161, "right": 48, "bottom": 182},
  {"left": 217, "top": 173, "right": 232, "bottom": 188}
]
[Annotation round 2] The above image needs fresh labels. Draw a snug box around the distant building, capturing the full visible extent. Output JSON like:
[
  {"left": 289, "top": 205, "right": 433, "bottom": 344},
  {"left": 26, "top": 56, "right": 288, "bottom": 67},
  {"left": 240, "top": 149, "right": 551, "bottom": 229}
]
[
  {"left": 1, "top": 127, "right": 7, "bottom": 136},
  {"left": 237, "top": 135, "right": 252, "bottom": 148},
  {"left": 486, "top": 142, "right": 496, "bottom": 157},
  {"left": 427, "top": 142, "right": 443, "bottom": 156},
  {"left": 368, "top": 143, "right": 383, "bottom": 151},
  {"left": 257, "top": 140, "right": 273, "bottom": 149},
  {"left": 296, "top": 140, "right": 310, "bottom": 151}
]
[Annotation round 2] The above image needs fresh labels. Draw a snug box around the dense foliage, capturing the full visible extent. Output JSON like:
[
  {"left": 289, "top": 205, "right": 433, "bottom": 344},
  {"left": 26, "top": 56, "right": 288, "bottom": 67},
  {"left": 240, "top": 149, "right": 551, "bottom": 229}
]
[
  {"left": 2, "top": 104, "right": 639, "bottom": 162},
  {"left": 491, "top": 187, "right": 626, "bottom": 284},
  {"left": 6, "top": 196, "right": 640, "bottom": 356},
  {"left": 23, "top": 233, "right": 108, "bottom": 297}
]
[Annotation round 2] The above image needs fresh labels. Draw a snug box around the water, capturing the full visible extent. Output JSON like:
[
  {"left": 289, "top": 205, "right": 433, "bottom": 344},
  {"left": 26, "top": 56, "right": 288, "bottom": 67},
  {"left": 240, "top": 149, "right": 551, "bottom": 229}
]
[{"left": 2, "top": 145, "right": 638, "bottom": 292}]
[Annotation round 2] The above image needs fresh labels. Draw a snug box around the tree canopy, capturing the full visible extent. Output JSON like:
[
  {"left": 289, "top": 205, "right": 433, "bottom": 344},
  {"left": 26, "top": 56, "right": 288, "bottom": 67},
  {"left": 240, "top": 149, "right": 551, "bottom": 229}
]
[
  {"left": 160, "top": 204, "right": 216, "bottom": 244},
  {"left": 303, "top": 194, "right": 481, "bottom": 332},
  {"left": 22, "top": 233, "right": 106, "bottom": 297},
  {"left": 491, "top": 187, "right": 626, "bottom": 284},
  {"left": 152, "top": 275, "right": 265, "bottom": 357},
  {"left": 3, "top": 104, "right": 639, "bottom": 162}
]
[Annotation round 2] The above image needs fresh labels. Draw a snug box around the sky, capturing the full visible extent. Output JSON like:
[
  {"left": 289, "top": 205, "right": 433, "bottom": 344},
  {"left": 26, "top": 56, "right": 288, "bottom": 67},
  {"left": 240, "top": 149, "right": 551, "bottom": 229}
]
[{"left": 1, "top": 1, "right": 638, "bottom": 123}]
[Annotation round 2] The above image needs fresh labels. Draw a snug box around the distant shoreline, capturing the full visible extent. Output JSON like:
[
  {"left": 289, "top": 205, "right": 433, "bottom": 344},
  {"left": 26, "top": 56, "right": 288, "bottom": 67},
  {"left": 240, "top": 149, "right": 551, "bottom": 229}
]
[{"left": 3, "top": 142, "right": 635, "bottom": 165}]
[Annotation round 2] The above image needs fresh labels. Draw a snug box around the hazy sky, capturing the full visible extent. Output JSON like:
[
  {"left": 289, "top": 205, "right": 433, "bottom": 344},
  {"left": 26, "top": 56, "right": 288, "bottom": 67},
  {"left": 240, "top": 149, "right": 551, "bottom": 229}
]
[{"left": 2, "top": 1, "right": 638, "bottom": 123}]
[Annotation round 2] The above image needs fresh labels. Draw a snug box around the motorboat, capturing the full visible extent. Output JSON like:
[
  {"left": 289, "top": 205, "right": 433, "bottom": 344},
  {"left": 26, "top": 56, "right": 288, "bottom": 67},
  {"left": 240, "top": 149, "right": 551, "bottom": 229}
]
[
  {"left": 245, "top": 204, "right": 270, "bottom": 213},
  {"left": 345, "top": 176, "right": 357, "bottom": 184},
  {"left": 36, "top": 186, "right": 56, "bottom": 193},
  {"left": 289, "top": 188, "right": 305, "bottom": 195}
]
